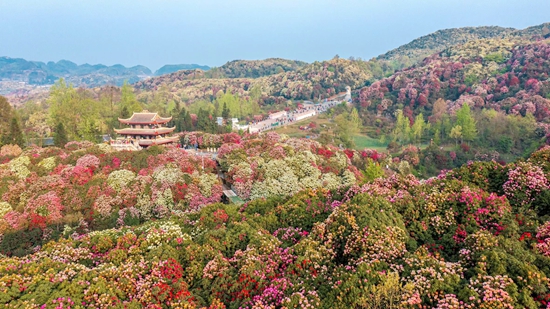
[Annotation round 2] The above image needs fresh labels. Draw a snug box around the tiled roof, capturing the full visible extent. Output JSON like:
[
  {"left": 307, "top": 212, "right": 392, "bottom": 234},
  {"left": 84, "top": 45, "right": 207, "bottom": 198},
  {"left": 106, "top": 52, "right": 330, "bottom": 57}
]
[
  {"left": 114, "top": 127, "right": 176, "bottom": 135},
  {"left": 119, "top": 111, "right": 172, "bottom": 124}
]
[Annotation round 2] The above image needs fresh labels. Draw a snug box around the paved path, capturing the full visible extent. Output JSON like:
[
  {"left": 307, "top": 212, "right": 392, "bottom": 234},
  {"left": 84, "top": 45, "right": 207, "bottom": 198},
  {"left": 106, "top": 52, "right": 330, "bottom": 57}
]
[
  {"left": 185, "top": 149, "right": 218, "bottom": 160},
  {"left": 248, "top": 100, "right": 341, "bottom": 133}
]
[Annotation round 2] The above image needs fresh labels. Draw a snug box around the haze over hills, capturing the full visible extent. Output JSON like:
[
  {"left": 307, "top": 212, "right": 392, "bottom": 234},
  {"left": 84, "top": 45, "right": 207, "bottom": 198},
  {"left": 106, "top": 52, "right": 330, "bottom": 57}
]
[{"left": 0, "top": 57, "right": 209, "bottom": 96}]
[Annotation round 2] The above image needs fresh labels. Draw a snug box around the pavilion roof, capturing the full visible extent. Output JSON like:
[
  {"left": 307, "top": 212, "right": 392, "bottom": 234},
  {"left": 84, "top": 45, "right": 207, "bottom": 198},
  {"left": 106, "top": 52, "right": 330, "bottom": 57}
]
[
  {"left": 114, "top": 127, "right": 176, "bottom": 135},
  {"left": 119, "top": 111, "right": 172, "bottom": 124}
]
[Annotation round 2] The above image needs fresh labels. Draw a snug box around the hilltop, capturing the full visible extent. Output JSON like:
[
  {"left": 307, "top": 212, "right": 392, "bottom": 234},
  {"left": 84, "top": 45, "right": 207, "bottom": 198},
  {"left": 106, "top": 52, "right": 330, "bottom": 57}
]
[
  {"left": 210, "top": 58, "right": 308, "bottom": 78},
  {"left": 377, "top": 26, "right": 515, "bottom": 68},
  {"left": 154, "top": 64, "right": 211, "bottom": 76},
  {"left": 134, "top": 57, "right": 384, "bottom": 106},
  {"left": 377, "top": 23, "right": 550, "bottom": 70}
]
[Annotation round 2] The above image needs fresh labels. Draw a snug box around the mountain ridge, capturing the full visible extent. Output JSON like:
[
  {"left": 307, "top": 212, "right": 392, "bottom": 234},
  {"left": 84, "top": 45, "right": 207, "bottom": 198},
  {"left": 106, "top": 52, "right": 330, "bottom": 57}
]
[
  {"left": 376, "top": 22, "right": 550, "bottom": 70},
  {"left": 0, "top": 56, "right": 210, "bottom": 96}
]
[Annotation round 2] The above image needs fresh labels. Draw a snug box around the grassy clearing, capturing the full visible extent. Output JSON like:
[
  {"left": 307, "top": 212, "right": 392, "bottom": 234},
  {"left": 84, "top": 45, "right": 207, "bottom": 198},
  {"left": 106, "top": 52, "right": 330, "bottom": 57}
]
[
  {"left": 274, "top": 115, "right": 390, "bottom": 151},
  {"left": 352, "top": 135, "right": 388, "bottom": 151},
  {"left": 273, "top": 115, "right": 397, "bottom": 152},
  {"left": 275, "top": 115, "right": 332, "bottom": 137}
]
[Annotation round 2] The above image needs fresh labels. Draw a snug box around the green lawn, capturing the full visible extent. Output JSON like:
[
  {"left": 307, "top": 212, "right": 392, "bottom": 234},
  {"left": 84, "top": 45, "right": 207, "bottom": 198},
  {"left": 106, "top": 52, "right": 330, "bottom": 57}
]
[
  {"left": 352, "top": 135, "right": 388, "bottom": 151},
  {"left": 274, "top": 116, "right": 390, "bottom": 151},
  {"left": 275, "top": 115, "right": 331, "bottom": 137}
]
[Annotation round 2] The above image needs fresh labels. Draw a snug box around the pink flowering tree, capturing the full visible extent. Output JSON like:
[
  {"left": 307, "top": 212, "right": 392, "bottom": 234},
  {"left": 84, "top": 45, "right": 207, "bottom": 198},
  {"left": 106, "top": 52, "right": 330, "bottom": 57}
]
[{"left": 503, "top": 162, "right": 549, "bottom": 207}]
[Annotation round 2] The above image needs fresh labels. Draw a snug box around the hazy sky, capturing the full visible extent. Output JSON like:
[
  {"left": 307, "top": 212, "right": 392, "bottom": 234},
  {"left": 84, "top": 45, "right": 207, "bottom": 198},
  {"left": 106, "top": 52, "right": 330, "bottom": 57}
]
[{"left": 1, "top": 0, "right": 549, "bottom": 70}]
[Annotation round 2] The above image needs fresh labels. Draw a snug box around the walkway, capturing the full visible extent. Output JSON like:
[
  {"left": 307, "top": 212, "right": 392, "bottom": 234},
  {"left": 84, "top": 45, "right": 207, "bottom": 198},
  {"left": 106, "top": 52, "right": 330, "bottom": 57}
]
[{"left": 248, "top": 99, "right": 341, "bottom": 134}]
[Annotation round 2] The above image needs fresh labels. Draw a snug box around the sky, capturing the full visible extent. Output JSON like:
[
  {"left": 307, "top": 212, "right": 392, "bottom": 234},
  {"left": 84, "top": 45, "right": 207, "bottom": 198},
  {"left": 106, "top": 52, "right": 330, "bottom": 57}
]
[{"left": 1, "top": 0, "right": 549, "bottom": 71}]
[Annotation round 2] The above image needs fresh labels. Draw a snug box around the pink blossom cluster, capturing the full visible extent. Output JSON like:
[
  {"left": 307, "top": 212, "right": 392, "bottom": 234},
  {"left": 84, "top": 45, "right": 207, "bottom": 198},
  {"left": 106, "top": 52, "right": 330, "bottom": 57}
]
[{"left": 503, "top": 162, "right": 549, "bottom": 206}]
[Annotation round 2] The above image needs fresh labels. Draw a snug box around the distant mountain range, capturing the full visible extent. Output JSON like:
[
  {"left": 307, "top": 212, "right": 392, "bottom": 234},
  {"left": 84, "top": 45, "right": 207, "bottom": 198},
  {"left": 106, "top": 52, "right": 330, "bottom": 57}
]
[
  {"left": 2, "top": 22, "right": 549, "bottom": 105},
  {"left": 0, "top": 57, "right": 210, "bottom": 95}
]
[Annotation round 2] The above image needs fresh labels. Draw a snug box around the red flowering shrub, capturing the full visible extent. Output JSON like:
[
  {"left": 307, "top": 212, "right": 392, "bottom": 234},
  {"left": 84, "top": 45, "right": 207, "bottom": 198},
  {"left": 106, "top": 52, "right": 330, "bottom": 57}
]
[{"left": 24, "top": 192, "right": 64, "bottom": 228}]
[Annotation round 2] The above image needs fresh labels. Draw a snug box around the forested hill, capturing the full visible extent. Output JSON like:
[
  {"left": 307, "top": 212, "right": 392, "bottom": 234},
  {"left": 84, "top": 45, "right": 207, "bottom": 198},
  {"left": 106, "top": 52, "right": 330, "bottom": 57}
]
[
  {"left": 154, "top": 64, "right": 211, "bottom": 76},
  {"left": 133, "top": 57, "right": 384, "bottom": 105},
  {"left": 377, "top": 22, "right": 550, "bottom": 70},
  {"left": 354, "top": 37, "right": 550, "bottom": 162},
  {"left": 210, "top": 58, "right": 308, "bottom": 78},
  {"left": 358, "top": 38, "right": 550, "bottom": 120}
]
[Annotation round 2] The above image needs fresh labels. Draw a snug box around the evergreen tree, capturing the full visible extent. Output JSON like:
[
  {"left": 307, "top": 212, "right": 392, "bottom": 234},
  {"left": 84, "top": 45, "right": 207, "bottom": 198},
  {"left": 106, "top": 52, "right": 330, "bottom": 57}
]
[
  {"left": 183, "top": 109, "right": 193, "bottom": 131},
  {"left": 53, "top": 122, "right": 68, "bottom": 147},
  {"left": 197, "top": 108, "right": 211, "bottom": 132},
  {"left": 120, "top": 81, "right": 142, "bottom": 113},
  {"left": 176, "top": 108, "right": 193, "bottom": 132},
  {"left": 0, "top": 96, "right": 14, "bottom": 144},
  {"left": 120, "top": 106, "right": 130, "bottom": 119},
  {"left": 433, "top": 129, "right": 441, "bottom": 146},
  {"left": 222, "top": 102, "right": 230, "bottom": 120},
  {"left": 441, "top": 114, "right": 453, "bottom": 141},
  {"left": 172, "top": 101, "right": 181, "bottom": 119},
  {"left": 175, "top": 109, "right": 183, "bottom": 132},
  {"left": 1, "top": 117, "right": 24, "bottom": 147}
]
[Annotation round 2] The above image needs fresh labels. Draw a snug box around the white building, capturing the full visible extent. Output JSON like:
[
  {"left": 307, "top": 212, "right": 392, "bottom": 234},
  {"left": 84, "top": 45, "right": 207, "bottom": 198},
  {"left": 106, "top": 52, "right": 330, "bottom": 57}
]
[
  {"left": 248, "top": 126, "right": 261, "bottom": 134},
  {"left": 234, "top": 124, "right": 249, "bottom": 132},
  {"left": 216, "top": 117, "right": 224, "bottom": 126},
  {"left": 231, "top": 118, "right": 249, "bottom": 132},
  {"left": 294, "top": 110, "right": 316, "bottom": 121},
  {"left": 268, "top": 111, "right": 287, "bottom": 120}
]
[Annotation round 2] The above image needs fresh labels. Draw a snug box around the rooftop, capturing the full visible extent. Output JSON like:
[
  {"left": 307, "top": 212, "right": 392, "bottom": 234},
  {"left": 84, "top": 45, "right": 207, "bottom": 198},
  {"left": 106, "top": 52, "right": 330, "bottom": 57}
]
[
  {"left": 119, "top": 110, "right": 172, "bottom": 124},
  {"left": 114, "top": 127, "right": 176, "bottom": 135}
]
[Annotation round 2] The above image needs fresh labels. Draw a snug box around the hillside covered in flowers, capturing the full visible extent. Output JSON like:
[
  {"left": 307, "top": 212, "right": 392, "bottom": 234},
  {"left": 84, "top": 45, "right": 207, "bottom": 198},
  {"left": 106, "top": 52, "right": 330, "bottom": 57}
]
[
  {"left": 1, "top": 133, "right": 550, "bottom": 308},
  {"left": 0, "top": 132, "right": 375, "bottom": 256},
  {"left": 358, "top": 38, "right": 550, "bottom": 120},
  {"left": 3, "top": 22, "right": 550, "bottom": 309}
]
